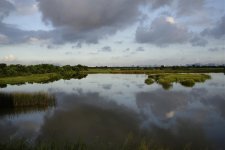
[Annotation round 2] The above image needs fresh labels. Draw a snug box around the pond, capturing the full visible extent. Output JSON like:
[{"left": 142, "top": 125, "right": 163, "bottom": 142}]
[{"left": 0, "top": 73, "right": 225, "bottom": 149}]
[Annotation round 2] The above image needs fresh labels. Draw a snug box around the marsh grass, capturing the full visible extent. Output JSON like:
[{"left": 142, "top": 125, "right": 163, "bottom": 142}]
[
  {"left": 0, "top": 138, "right": 209, "bottom": 150},
  {"left": 0, "top": 72, "right": 88, "bottom": 87},
  {"left": 85, "top": 68, "right": 224, "bottom": 74},
  {"left": 0, "top": 73, "right": 61, "bottom": 86},
  {"left": 146, "top": 73, "right": 211, "bottom": 89},
  {"left": 0, "top": 139, "right": 87, "bottom": 150},
  {"left": 144, "top": 78, "right": 154, "bottom": 85},
  {"left": 0, "top": 92, "right": 55, "bottom": 108}
]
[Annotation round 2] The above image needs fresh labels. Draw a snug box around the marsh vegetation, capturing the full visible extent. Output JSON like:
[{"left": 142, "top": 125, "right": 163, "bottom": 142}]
[
  {"left": 145, "top": 73, "right": 211, "bottom": 89},
  {"left": 0, "top": 92, "right": 55, "bottom": 108},
  {"left": 0, "top": 64, "right": 223, "bottom": 86},
  {"left": 0, "top": 137, "right": 209, "bottom": 150},
  {"left": 0, "top": 92, "right": 55, "bottom": 117},
  {"left": 0, "top": 64, "right": 88, "bottom": 86}
]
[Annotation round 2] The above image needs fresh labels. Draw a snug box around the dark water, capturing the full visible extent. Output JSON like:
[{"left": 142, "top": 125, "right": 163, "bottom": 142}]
[{"left": 0, "top": 73, "right": 225, "bottom": 149}]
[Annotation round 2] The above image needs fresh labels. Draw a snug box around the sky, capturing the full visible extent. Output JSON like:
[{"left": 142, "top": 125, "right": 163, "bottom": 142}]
[{"left": 0, "top": 0, "right": 224, "bottom": 66}]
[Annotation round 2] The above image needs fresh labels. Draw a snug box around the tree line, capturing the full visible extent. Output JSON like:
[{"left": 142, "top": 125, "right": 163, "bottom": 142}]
[{"left": 0, "top": 64, "right": 88, "bottom": 77}]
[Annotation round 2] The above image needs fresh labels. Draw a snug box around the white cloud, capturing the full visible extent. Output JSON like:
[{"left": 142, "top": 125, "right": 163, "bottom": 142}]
[
  {"left": 2, "top": 54, "right": 17, "bottom": 62},
  {"left": 165, "top": 111, "right": 175, "bottom": 118},
  {"left": 166, "top": 16, "right": 175, "bottom": 24}
]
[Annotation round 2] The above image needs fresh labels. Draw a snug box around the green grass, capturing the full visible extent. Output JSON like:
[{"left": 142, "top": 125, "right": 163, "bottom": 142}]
[
  {"left": 0, "top": 73, "right": 61, "bottom": 85},
  {"left": 146, "top": 73, "right": 211, "bottom": 89},
  {"left": 85, "top": 68, "right": 224, "bottom": 74},
  {"left": 145, "top": 78, "right": 154, "bottom": 85},
  {"left": 0, "top": 72, "right": 88, "bottom": 86}
]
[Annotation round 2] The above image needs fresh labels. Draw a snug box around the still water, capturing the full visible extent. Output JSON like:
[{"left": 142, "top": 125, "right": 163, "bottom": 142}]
[{"left": 0, "top": 73, "right": 225, "bottom": 149}]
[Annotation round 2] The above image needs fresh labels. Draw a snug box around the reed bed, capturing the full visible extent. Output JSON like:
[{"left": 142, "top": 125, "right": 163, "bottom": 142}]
[
  {"left": 0, "top": 92, "right": 55, "bottom": 108},
  {"left": 0, "top": 138, "right": 210, "bottom": 150}
]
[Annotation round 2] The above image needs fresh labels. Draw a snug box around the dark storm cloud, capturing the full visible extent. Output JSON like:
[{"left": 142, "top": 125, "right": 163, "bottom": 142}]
[
  {"left": 0, "top": 21, "right": 103, "bottom": 45},
  {"left": 0, "top": 0, "right": 223, "bottom": 46},
  {"left": 135, "top": 16, "right": 190, "bottom": 46},
  {"left": 10, "top": 0, "right": 38, "bottom": 15},
  {"left": 0, "top": 0, "right": 140, "bottom": 45},
  {"left": 0, "top": 0, "right": 15, "bottom": 20},
  {"left": 36, "top": 0, "right": 143, "bottom": 43},
  {"left": 190, "top": 36, "right": 208, "bottom": 47},
  {"left": 0, "top": 21, "right": 51, "bottom": 45},
  {"left": 0, "top": 0, "right": 48, "bottom": 45},
  {"left": 147, "top": 0, "right": 174, "bottom": 9},
  {"left": 36, "top": 0, "right": 187, "bottom": 44},
  {"left": 202, "top": 15, "right": 225, "bottom": 39},
  {"left": 177, "top": 0, "right": 206, "bottom": 16},
  {"left": 37, "top": 0, "right": 140, "bottom": 30},
  {"left": 0, "top": 22, "right": 33, "bottom": 44}
]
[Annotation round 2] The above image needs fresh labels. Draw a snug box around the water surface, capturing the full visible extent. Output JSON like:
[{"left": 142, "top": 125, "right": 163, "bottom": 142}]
[{"left": 0, "top": 73, "right": 225, "bottom": 149}]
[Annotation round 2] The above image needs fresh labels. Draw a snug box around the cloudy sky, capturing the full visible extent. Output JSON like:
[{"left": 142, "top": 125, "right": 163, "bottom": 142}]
[{"left": 0, "top": 0, "right": 224, "bottom": 66}]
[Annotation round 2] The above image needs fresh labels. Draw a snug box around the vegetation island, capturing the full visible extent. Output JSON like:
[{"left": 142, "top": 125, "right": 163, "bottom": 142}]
[{"left": 0, "top": 63, "right": 224, "bottom": 87}]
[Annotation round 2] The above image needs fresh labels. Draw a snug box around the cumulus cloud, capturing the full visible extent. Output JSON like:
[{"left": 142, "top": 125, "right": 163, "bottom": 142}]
[
  {"left": 202, "top": 15, "right": 225, "bottom": 39},
  {"left": 34, "top": 0, "right": 180, "bottom": 44},
  {"left": 2, "top": 54, "right": 16, "bottom": 62},
  {"left": 100, "top": 46, "right": 112, "bottom": 52},
  {"left": 136, "top": 47, "right": 145, "bottom": 52},
  {"left": 208, "top": 47, "right": 225, "bottom": 52},
  {"left": 65, "top": 51, "right": 73, "bottom": 55},
  {"left": 0, "top": 0, "right": 223, "bottom": 49},
  {"left": 115, "top": 41, "right": 123, "bottom": 44},
  {"left": 123, "top": 48, "right": 130, "bottom": 52},
  {"left": 135, "top": 16, "right": 190, "bottom": 46},
  {"left": 36, "top": 0, "right": 142, "bottom": 43}
]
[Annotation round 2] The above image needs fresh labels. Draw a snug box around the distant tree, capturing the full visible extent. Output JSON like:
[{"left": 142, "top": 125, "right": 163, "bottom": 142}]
[{"left": 0, "top": 64, "right": 6, "bottom": 69}]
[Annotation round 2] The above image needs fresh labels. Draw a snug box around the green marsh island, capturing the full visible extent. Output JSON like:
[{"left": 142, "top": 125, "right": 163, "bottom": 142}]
[
  {"left": 0, "top": 64, "right": 223, "bottom": 87},
  {"left": 145, "top": 73, "right": 211, "bottom": 89}
]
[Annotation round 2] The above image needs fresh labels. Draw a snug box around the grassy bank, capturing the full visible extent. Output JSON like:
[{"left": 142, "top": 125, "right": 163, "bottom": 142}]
[
  {"left": 86, "top": 67, "right": 224, "bottom": 74},
  {"left": 145, "top": 73, "right": 211, "bottom": 89},
  {"left": 0, "top": 72, "right": 88, "bottom": 86},
  {"left": 0, "top": 67, "right": 222, "bottom": 86},
  {"left": 0, "top": 73, "right": 61, "bottom": 85}
]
